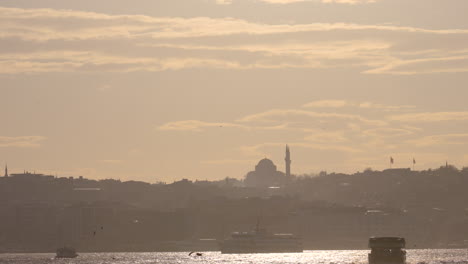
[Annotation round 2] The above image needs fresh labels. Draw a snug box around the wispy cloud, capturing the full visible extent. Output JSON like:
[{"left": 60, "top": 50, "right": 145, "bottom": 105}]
[
  {"left": 215, "top": 0, "right": 233, "bottom": 4},
  {"left": 0, "top": 136, "right": 46, "bottom": 148},
  {"left": 157, "top": 119, "right": 300, "bottom": 132},
  {"left": 2, "top": 7, "right": 468, "bottom": 42},
  {"left": 0, "top": 51, "right": 242, "bottom": 74},
  {"left": 158, "top": 105, "right": 409, "bottom": 144},
  {"left": 364, "top": 54, "right": 468, "bottom": 75},
  {"left": 303, "top": 100, "right": 348, "bottom": 108},
  {"left": 1, "top": 7, "right": 468, "bottom": 74},
  {"left": 303, "top": 100, "right": 415, "bottom": 111},
  {"left": 258, "top": 0, "right": 378, "bottom": 4},
  {"left": 237, "top": 108, "right": 387, "bottom": 126},
  {"left": 389, "top": 112, "right": 468, "bottom": 122},
  {"left": 407, "top": 134, "right": 468, "bottom": 147},
  {"left": 362, "top": 127, "right": 416, "bottom": 138},
  {"left": 304, "top": 131, "right": 349, "bottom": 143},
  {"left": 142, "top": 40, "right": 391, "bottom": 62},
  {"left": 157, "top": 102, "right": 468, "bottom": 173},
  {"left": 358, "top": 102, "right": 416, "bottom": 111},
  {"left": 157, "top": 120, "right": 247, "bottom": 132},
  {"left": 0, "top": 40, "right": 392, "bottom": 73}
]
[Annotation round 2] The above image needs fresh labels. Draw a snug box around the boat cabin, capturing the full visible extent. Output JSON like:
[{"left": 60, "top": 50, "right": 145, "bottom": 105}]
[
  {"left": 368, "top": 237, "right": 406, "bottom": 264},
  {"left": 55, "top": 247, "right": 78, "bottom": 258}
]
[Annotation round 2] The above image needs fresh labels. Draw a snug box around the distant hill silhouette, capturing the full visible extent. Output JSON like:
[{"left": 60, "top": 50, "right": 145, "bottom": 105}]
[{"left": 1, "top": 165, "right": 468, "bottom": 252}]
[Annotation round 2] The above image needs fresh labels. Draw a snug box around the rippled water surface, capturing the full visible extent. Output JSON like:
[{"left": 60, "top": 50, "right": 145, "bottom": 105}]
[{"left": 1, "top": 250, "right": 468, "bottom": 264}]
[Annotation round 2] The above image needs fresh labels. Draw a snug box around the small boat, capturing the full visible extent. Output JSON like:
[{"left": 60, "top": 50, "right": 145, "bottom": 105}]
[
  {"left": 55, "top": 247, "right": 78, "bottom": 258},
  {"left": 368, "top": 237, "right": 406, "bottom": 264}
]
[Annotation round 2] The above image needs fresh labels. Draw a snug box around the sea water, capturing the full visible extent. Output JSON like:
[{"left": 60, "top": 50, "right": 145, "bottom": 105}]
[{"left": 1, "top": 249, "right": 467, "bottom": 264}]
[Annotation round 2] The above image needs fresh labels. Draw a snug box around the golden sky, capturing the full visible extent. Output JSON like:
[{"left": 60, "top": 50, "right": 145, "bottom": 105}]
[{"left": 1, "top": 0, "right": 468, "bottom": 182}]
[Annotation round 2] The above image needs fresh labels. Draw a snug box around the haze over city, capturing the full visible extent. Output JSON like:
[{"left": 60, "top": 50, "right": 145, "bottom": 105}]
[
  {"left": 3, "top": 1, "right": 468, "bottom": 261},
  {"left": 2, "top": 0, "right": 468, "bottom": 183}
]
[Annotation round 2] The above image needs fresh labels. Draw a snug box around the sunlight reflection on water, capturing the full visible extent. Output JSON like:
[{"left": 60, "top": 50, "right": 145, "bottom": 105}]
[{"left": 1, "top": 249, "right": 468, "bottom": 264}]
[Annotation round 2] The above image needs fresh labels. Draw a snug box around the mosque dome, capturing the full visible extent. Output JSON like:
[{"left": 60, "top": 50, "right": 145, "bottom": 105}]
[
  {"left": 255, "top": 158, "right": 277, "bottom": 172},
  {"left": 243, "top": 146, "right": 291, "bottom": 188}
]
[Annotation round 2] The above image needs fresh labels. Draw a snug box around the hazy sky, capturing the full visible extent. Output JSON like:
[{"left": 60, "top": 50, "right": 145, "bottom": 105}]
[{"left": 2, "top": 0, "right": 468, "bottom": 182}]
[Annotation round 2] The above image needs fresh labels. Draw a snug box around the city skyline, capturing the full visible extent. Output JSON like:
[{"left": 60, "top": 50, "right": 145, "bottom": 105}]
[
  {"left": 1, "top": 1, "right": 468, "bottom": 182},
  {"left": 2, "top": 156, "right": 467, "bottom": 252},
  {"left": 2, "top": 145, "right": 465, "bottom": 183}
]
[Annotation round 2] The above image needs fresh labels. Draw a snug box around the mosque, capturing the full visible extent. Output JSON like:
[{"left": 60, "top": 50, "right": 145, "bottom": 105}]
[{"left": 244, "top": 145, "right": 292, "bottom": 188}]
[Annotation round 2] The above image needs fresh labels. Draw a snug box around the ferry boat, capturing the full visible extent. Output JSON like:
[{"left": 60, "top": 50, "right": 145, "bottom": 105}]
[
  {"left": 55, "top": 247, "right": 78, "bottom": 258},
  {"left": 368, "top": 237, "right": 406, "bottom": 264},
  {"left": 220, "top": 225, "right": 303, "bottom": 254}
]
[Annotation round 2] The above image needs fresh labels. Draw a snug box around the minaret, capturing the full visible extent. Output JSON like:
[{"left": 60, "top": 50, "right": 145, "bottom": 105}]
[
  {"left": 4, "top": 164, "right": 8, "bottom": 177},
  {"left": 285, "top": 145, "right": 291, "bottom": 178}
]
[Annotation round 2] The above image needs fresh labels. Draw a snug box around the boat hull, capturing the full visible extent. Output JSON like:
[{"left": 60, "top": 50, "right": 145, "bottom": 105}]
[
  {"left": 55, "top": 247, "right": 78, "bottom": 258},
  {"left": 55, "top": 254, "right": 78, "bottom": 258},
  {"left": 369, "top": 253, "right": 406, "bottom": 264}
]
